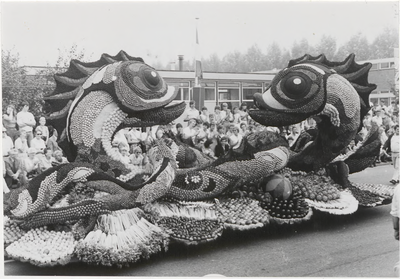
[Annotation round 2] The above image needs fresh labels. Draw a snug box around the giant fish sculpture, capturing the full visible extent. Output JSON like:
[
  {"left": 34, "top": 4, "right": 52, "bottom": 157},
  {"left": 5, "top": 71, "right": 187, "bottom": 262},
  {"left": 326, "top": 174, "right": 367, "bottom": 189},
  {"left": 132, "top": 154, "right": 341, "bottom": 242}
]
[{"left": 4, "top": 52, "right": 394, "bottom": 268}]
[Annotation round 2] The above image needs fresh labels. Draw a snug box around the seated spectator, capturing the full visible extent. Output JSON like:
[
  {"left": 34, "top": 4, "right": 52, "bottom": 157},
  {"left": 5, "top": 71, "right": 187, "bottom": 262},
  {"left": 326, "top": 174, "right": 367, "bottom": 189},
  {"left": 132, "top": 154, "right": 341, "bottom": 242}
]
[
  {"left": 239, "top": 122, "right": 248, "bottom": 136},
  {"left": 113, "top": 129, "right": 129, "bottom": 147},
  {"left": 52, "top": 150, "right": 69, "bottom": 167},
  {"left": 182, "top": 119, "right": 200, "bottom": 146},
  {"left": 14, "top": 130, "right": 29, "bottom": 156},
  {"left": 175, "top": 123, "right": 184, "bottom": 142},
  {"left": 129, "top": 145, "right": 145, "bottom": 167},
  {"left": 208, "top": 113, "right": 216, "bottom": 124},
  {"left": 30, "top": 130, "right": 47, "bottom": 154},
  {"left": 232, "top": 107, "right": 241, "bottom": 126},
  {"left": 194, "top": 137, "right": 207, "bottom": 152},
  {"left": 21, "top": 148, "right": 40, "bottom": 181},
  {"left": 38, "top": 148, "right": 54, "bottom": 172},
  {"left": 239, "top": 102, "right": 249, "bottom": 123},
  {"left": 214, "top": 105, "right": 222, "bottom": 125},
  {"left": 2, "top": 126, "right": 14, "bottom": 157},
  {"left": 199, "top": 106, "right": 209, "bottom": 123},
  {"left": 118, "top": 142, "right": 131, "bottom": 165},
  {"left": 229, "top": 126, "right": 243, "bottom": 150},
  {"left": 215, "top": 125, "right": 226, "bottom": 143},
  {"left": 35, "top": 116, "right": 50, "bottom": 143},
  {"left": 202, "top": 139, "right": 217, "bottom": 159},
  {"left": 4, "top": 149, "right": 22, "bottom": 189},
  {"left": 196, "top": 122, "right": 210, "bottom": 143},
  {"left": 47, "top": 126, "right": 62, "bottom": 153},
  {"left": 220, "top": 103, "right": 233, "bottom": 123},
  {"left": 215, "top": 136, "right": 230, "bottom": 158},
  {"left": 126, "top": 127, "right": 149, "bottom": 146},
  {"left": 3, "top": 162, "right": 10, "bottom": 194}
]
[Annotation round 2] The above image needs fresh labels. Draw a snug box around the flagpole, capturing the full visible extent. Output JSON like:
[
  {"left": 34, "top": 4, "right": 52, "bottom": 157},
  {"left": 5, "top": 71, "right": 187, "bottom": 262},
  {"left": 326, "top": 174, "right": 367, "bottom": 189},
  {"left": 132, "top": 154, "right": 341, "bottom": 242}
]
[{"left": 194, "top": 17, "right": 202, "bottom": 88}]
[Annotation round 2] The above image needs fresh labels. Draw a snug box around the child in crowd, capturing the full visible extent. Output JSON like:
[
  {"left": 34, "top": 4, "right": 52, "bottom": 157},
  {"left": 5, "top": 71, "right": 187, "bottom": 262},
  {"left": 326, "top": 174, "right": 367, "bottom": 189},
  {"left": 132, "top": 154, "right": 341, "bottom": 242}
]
[{"left": 35, "top": 116, "right": 49, "bottom": 143}]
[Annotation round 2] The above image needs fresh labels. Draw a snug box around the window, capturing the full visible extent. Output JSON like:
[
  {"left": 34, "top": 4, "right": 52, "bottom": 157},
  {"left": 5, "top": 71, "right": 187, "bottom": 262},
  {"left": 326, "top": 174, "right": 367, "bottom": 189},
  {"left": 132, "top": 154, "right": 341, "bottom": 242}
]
[
  {"left": 390, "top": 62, "right": 395, "bottom": 68},
  {"left": 242, "top": 82, "right": 263, "bottom": 102},
  {"left": 370, "top": 64, "right": 378, "bottom": 70},
  {"left": 200, "top": 81, "right": 216, "bottom": 100},
  {"left": 218, "top": 82, "right": 240, "bottom": 109},
  {"left": 165, "top": 81, "right": 190, "bottom": 101},
  {"left": 380, "top": 62, "right": 390, "bottom": 69}
]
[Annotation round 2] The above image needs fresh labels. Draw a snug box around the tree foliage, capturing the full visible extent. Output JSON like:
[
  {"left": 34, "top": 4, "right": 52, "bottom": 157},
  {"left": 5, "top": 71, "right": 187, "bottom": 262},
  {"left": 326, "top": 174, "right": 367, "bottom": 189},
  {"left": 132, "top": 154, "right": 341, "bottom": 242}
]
[{"left": 2, "top": 49, "right": 47, "bottom": 116}]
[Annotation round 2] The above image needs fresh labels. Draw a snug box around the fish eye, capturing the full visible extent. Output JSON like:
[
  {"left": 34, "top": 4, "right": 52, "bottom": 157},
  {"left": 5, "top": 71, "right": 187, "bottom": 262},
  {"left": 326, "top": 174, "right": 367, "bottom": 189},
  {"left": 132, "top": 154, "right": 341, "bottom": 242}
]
[
  {"left": 142, "top": 68, "right": 161, "bottom": 88},
  {"left": 280, "top": 73, "right": 311, "bottom": 99}
]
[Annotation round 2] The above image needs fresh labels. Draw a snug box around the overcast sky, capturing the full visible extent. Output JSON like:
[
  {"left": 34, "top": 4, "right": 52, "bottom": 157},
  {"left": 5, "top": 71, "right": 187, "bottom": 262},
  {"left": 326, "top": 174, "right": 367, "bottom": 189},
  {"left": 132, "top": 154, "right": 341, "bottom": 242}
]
[{"left": 1, "top": 0, "right": 399, "bottom": 67}]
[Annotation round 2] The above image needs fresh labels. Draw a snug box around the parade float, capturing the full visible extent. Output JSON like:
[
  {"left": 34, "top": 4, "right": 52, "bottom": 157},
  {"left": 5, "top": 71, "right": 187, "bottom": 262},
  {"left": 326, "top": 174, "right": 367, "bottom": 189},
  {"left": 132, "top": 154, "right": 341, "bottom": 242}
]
[{"left": 4, "top": 51, "right": 395, "bottom": 267}]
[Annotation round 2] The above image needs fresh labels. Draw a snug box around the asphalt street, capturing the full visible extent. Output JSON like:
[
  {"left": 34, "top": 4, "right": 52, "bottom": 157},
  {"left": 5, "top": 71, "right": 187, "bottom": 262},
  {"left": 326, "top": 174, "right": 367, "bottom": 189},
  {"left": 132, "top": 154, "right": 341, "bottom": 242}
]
[{"left": 4, "top": 163, "right": 399, "bottom": 277}]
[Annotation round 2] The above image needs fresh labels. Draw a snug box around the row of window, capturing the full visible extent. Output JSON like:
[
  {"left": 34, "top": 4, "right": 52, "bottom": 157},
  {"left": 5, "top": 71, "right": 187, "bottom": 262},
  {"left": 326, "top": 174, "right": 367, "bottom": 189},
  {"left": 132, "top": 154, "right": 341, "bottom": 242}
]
[
  {"left": 167, "top": 80, "right": 269, "bottom": 109},
  {"left": 370, "top": 61, "right": 396, "bottom": 70}
]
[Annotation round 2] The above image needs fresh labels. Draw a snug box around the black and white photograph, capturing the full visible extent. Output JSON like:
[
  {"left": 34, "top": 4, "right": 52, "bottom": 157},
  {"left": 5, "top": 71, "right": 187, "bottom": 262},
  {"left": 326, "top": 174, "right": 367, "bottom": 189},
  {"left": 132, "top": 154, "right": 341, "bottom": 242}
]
[{"left": 2, "top": 0, "right": 399, "bottom": 277}]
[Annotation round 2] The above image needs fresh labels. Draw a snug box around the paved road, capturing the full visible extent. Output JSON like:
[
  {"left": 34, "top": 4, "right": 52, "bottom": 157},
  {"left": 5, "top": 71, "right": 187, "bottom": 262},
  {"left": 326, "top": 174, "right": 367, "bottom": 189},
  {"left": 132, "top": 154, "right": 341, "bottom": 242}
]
[{"left": 4, "top": 164, "right": 399, "bottom": 277}]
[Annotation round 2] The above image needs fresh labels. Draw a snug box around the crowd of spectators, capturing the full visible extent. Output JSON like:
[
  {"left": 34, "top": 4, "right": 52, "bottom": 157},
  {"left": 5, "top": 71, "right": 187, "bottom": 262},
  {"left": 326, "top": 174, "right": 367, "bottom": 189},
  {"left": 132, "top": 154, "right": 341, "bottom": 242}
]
[
  {"left": 3, "top": 99, "right": 399, "bottom": 194},
  {"left": 2, "top": 102, "right": 67, "bottom": 193}
]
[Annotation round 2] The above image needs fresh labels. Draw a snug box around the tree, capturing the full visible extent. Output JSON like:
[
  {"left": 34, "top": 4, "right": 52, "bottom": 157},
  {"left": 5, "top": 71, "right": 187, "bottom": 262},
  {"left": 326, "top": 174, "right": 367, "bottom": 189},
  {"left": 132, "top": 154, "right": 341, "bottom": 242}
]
[
  {"left": 291, "top": 38, "right": 316, "bottom": 59},
  {"left": 265, "top": 42, "right": 282, "bottom": 70},
  {"left": 2, "top": 49, "right": 47, "bottom": 116},
  {"left": 221, "top": 50, "right": 246, "bottom": 72},
  {"left": 203, "top": 53, "right": 222, "bottom": 72},
  {"left": 244, "top": 44, "right": 267, "bottom": 72},
  {"left": 334, "top": 32, "right": 370, "bottom": 61},
  {"left": 370, "top": 27, "right": 399, "bottom": 59},
  {"left": 315, "top": 35, "right": 337, "bottom": 60}
]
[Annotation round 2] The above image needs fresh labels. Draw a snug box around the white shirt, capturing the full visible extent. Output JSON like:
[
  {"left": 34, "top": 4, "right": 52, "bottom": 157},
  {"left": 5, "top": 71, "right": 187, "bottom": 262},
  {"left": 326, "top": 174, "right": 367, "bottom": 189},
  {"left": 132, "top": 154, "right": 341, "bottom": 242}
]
[
  {"left": 391, "top": 134, "right": 400, "bottom": 153},
  {"left": 390, "top": 185, "right": 400, "bottom": 218},
  {"left": 185, "top": 107, "right": 200, "bottom": 120},
  {"left": 16, "top": 111, "right": 36, "bottom": 132},
  {"left": 14, "top": 138, "right": 29, "bottom": 154},
  {"left": 30, "top": 137, "right": 47, "bottom": 152},
  {"left": 2, "top": 135, "right": 14, "bottom": 157}
]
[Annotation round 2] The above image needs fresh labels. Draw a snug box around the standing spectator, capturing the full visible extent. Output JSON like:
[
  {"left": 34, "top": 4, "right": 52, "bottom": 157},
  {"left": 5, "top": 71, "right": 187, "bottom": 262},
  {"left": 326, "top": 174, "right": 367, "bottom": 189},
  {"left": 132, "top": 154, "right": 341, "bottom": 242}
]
[
  {"left": 46, "top": 126, "right": 61, "bottom": 153},
  {"left": 371, "top": 108, "right": 384, "bottom": 126},
  {"left": 2, "top": 127, "right": 14, "bottom": 157},
  {"left": 52, "top": 150, "right": 69, "bottom": 167},
  {"left": 38, "top": 148, "right": 54, "bottom": 173},
  {"left": 35, "top": 116, "right": 49, "bottom": 143},
  {"left": 4, "top": 149, "right": 22, "bottom": 189},
  {"left": 21, "top": 148, "right": 40, "bottom": 181},
  {"left": 390, "top": 125, "right": 399, "bottom": 184},
  {"left": 184, "top": 101, "right": 200, "bottom": 122},
  {"left": 390, "top": 184, "right": 399, "bottom": 240},
  {"left": 14, "top": 130, "right": 29, "bottom": 156},
  {"left": 199, "top": 106, "right": 209, "bottom": 123},
  {"left": 215, "top": 136, "right": 230, "bottom": 158},
  {"left": 387, "top": 100, "right": 399, "bottom": 116},
  {"left": 16, "top": 101, "right": 36, "bottom": 147},
  {"left": 3, "top": 104, "right": 18, "bottom": 141},
  {"left": 208, "top": 113, "right": 216, "bottom": 125},
  {"left": 3, "top": 161, "right": 10, "bottom": 194},
  {"left": 30, "top": 130, "right": 47, "bottom": 154}
]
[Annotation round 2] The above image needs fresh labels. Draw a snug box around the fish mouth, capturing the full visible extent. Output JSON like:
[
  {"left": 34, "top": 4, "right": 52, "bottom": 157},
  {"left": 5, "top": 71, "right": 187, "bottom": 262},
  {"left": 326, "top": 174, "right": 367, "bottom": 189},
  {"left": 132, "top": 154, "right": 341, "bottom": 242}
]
[
  {"left": 249, "top": 93, "right": 311, "bottom": 127},
  {"left": 121, "top": 101, "right": 186, "bottom": 127}
]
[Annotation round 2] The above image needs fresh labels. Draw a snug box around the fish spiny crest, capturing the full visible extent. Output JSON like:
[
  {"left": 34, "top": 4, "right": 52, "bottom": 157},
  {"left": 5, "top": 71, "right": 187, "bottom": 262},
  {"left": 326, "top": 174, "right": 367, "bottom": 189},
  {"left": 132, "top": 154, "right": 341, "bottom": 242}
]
[{"left": 43, "top": 51, "right": 144, "bottom": 132}]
